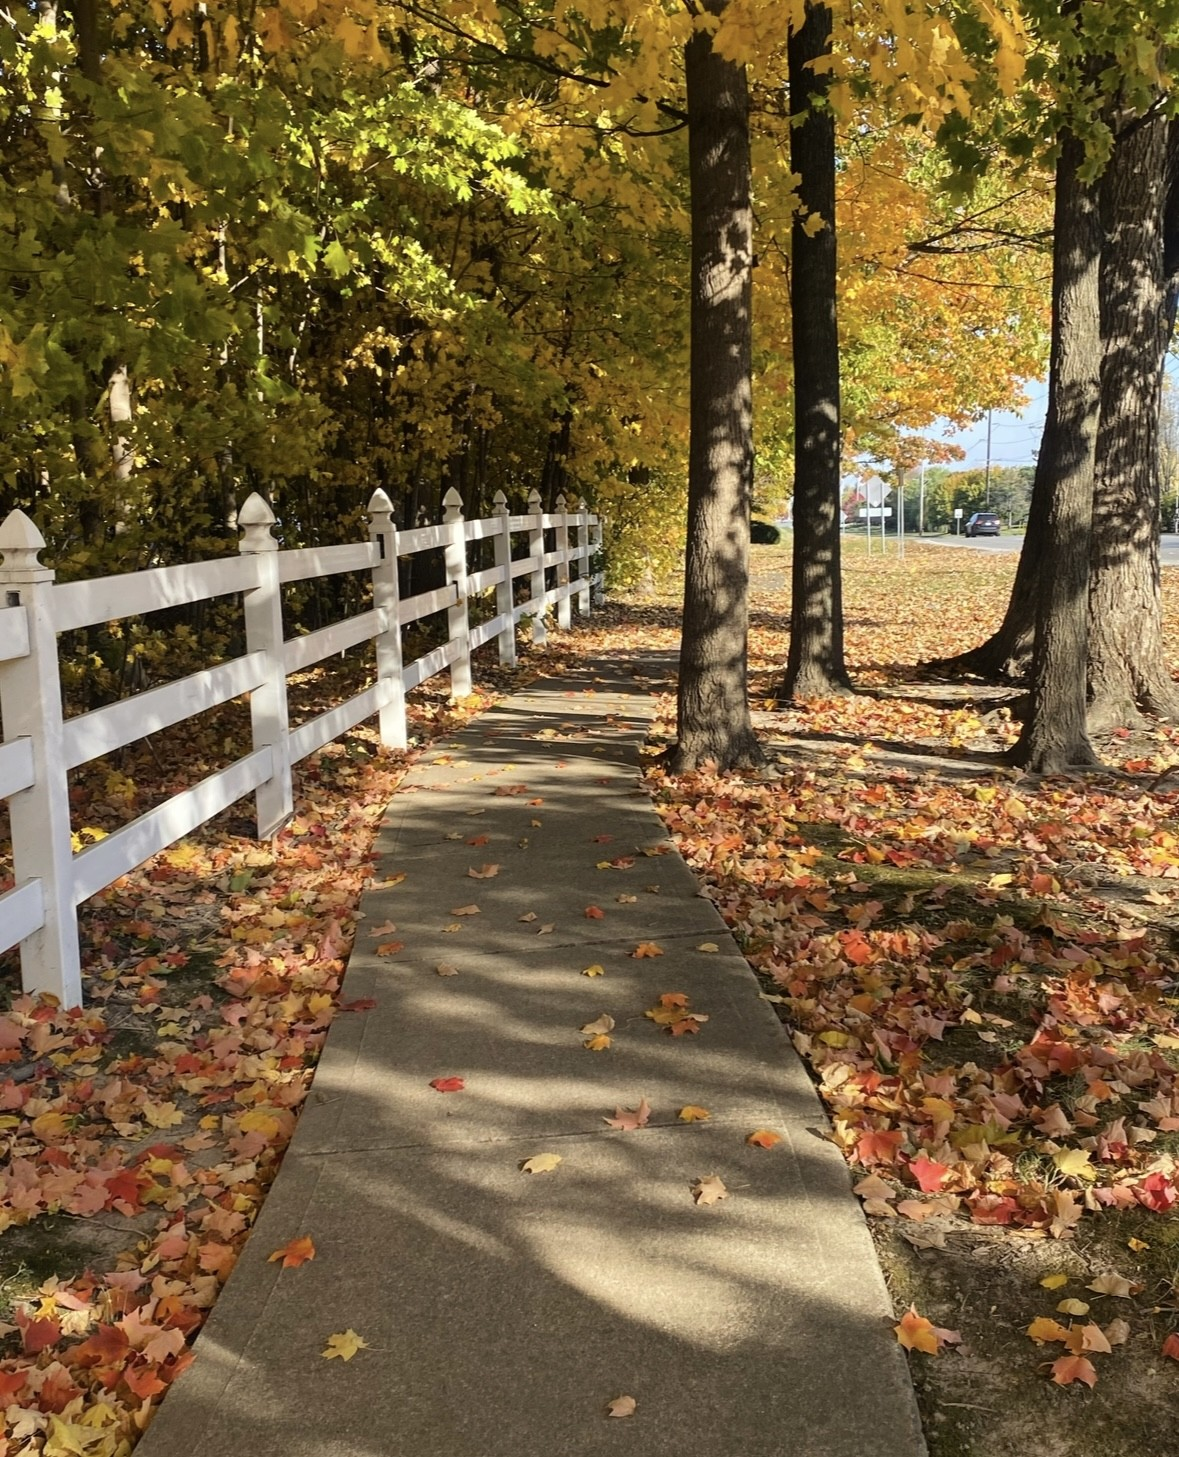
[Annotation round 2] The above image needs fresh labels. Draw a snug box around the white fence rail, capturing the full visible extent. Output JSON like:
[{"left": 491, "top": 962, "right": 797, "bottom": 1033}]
[{"left": 0, "top": 485, "right": 603, "bottom": 1008}]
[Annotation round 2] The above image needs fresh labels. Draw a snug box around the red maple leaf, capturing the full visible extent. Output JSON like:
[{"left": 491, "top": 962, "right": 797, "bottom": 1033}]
[
  {"left": 429, "top": 1077, "right": 465, "bottom": 1093},
  {"left": 1135, "top": 1172, "right": 1178, "bottom": 1212},
  {"left": 908, "top": 1154, "right": 950, "bottom": 1192}
]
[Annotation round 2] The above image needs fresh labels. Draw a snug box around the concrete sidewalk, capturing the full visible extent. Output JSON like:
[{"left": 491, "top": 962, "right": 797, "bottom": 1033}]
[{"left": 139, "top": 654, "right": 925, "bottom": 1457}]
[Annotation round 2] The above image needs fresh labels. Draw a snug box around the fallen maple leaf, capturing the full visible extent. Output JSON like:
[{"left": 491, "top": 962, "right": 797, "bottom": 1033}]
[
  {"left": 605, "top": 1097, "right": 651, "bottom": 1131},
  {"left": 323, "top": 1330, "right": 369, "bottom": 1361},
  {"left": 520, "top": 1153, "right": 562, "bottom": 1174},
  {"left": 580, "top": 1014, "right": 615, "bottom": 1036},
  {"left": 450, "top": 904, "right": 480, "bottom": 916},
  {"left": 584, "top": 905, "right": 605, "bottom": 919},
  {"left": 375, "top": 939, "right": 405, "bottom": 955},
  {"left": 894, "top": 1308, "right": 939, "bottom": 1355},
  {"left": 1057, "top": 1298, "right": 1090, "bottom": 1317},
  {"left": 367, "top": 920, "right": 397, "bottom": 937},
  {"left": 1105, "top": 1319, "right": 1131, "bottom": 1347},
  {"left": 519, "top": 911, "right": 538, "bottom": 922},
  {"left": 435, "top": 963, "right": 459, "bottom": 977},
  {"left": 582, "top": 964, "right": 605, "bottom": 977},
  {"left": 467, "top": 864, "right": 500, "bottom": 879},
  {"left": 583, "top": 1034, "right": 612, "bottom": 1051},
  {"left": 1086, "top": 1272, "right": 1138, "bottom": 1298},
  {"left": 907, "top": 1154, "right": 950, "bottom": 1192},
  {"left": 1027, "top": 1317, "right": 1072, "bottom": 1345},
  {"left": 429, "top": 1077, "right": 465, "bottom": 1093},
  {"left": 607, "top": 1395, "right": 636, "bottom": 1418},
  {"left": 339, "top": 996, "right": 377, "bottom": 1012},
  {"left": 678, "top": 1106, "right": 711, "bottom": 1122},
  {"left": 696, "top": 942, "right": 719, "bottom": 952},
  {"left": 1039, "top": 1274, "right": 1069, "bottom": 1290},
  {"left": 1050, "top": 1354, "right": 1097, "bottom": 1387},
  {"left": 746, "top": 1130, "right": 782, "bottom": 1149},
  {"left": 1162, "top": 1333, "right": 1179, "bottom": 1361},
  {"left": 631, "top": 941, "right": 663, "bottom": 958},
  {"left": 692, "top": 1175, "right": 728, "bottom": 1206},
  {"left": 268, "top": 1236, "right": 316, "bottom": 1269},
  {"left": 1079, "top": 1323, "right": 1112, "bottom": 1355}
]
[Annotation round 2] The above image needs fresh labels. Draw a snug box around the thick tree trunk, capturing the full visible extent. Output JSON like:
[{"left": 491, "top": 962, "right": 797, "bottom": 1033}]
[
  {"left": 671, "top": 5, "right": 762, "bottom": 772},
  {"left": 1087, "top": 112, "right": 1179, "bottom": 731},
  {"left": 780, "top": 0, "right": 851, "bottom": 700},
  {"left": 1012, "top": 134, "right": 1103, "bottom": 771}
]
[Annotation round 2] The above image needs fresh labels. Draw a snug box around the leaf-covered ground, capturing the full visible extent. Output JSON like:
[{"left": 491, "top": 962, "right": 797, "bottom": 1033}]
[
  {"left": 3, "top": 540, "right": 1179, "bottom": 1456},
  {"left": 640, "top": 543, "right": 1179, "bottom": 1457},
  {"left": 0, "top": 649, "right": 553, "bottom": 1456}
]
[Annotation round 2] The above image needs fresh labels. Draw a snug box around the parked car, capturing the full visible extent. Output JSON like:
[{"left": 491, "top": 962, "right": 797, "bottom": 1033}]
[
  {"left": 965, "top": 512, "right": 1001, "bottom": 537},
  {"left": 751, "top": 519, "right": 781, "bottom": 544}
]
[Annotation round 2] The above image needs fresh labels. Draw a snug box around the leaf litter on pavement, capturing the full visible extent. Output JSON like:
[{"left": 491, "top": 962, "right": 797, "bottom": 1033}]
[
  {"left": 4, "top": 545, "right": 1179, "bottom": 1455},
  {"left": 0, "top": 648, "right": 561, "bottom": 1450}
]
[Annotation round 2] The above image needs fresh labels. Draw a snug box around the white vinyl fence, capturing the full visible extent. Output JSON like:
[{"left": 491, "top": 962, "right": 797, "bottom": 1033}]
[{"left": 0, "top": 485, "right": 602, "bottom": 1009}]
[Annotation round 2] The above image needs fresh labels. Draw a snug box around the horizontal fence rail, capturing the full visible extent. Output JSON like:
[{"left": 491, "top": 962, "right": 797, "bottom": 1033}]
[{"left": 0, "top": 486, "right": 603, "bottom": 1007}]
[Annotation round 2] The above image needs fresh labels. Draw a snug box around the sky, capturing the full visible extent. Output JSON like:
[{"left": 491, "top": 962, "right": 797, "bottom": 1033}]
[
  {"left": 931, "top": 356, "right": 1179, "bottom": 471},
  {"left": 931, "top": 377, "right": 1047, "bottom": 470}
]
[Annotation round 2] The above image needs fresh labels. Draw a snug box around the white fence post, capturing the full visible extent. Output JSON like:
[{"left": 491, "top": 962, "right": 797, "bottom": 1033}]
[
  {"left": 238, "top": 493, "right": 293, "bottom": 837},
  {"left": 554, "top": 492, "right": 572, "bottom": 631},
  {"left": 576, "top": 497, "right": 592, "bottom": 616},
  {"left": 443, "top": 488, "right": 472, "bottom": 698},
  {"left": 492, "top": 490, "right": 516, "bottom": 668},
  {"left": 527, "top": 488, "right": 547, "bottom": 645},
  {"left": 367, "top": 489, "right": 408, "bottom": 749},
  {"left": 590, "top": 511, "right": 605, "bottom": 604},
  {"left": 0, "top": 512, "right": 81, "bottom": 1007}
]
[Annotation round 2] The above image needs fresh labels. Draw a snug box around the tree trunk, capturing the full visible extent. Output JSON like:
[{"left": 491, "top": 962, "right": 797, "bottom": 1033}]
[
  {"left": 780, "top": 0, "right": 851, "bottom": 700},
  {"left": 1012, "top": 134, "right": 1103, "bottom": 771},
  {"left": 671, "top": 4, "right": 762, "bottom": 772},
  {"left": 1087, "top": 111, "right": 1179, "bottom": 731}
]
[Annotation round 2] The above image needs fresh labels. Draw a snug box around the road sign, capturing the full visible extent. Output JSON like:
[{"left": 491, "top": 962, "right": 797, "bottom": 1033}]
[
  {"left": 953, "top": 508, "right": 964, "bottom": 518},
  {"left": 858, "top": 508, "right": 893, "bottom": 519}
]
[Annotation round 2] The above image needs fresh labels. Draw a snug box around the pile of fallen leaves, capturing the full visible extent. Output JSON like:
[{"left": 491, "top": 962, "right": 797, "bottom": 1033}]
[
  {"left": 633, "top": 543, "right": 1179, "bottom": 1438},
  {"left": 0, "top": 652, "right": 544, "bottom": 1454}
]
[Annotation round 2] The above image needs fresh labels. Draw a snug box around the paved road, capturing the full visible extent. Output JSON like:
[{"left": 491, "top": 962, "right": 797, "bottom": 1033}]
[
  {"left": 139, "top": 654, "right": 924, "bottom": 1457},
  {"left": 922, "top": 532, "right": 1179, "bottom": 566}
]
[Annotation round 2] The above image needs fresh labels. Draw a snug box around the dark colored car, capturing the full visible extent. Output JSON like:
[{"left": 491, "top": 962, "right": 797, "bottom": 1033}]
[
  {"left": 751, "top": 519, "right": 781, "bottom": 544},
  {"left": 965, "top": 512, "right": 1001, "bottom": 538}
]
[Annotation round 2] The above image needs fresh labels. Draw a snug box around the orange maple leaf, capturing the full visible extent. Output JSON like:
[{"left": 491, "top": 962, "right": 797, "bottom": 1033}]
[
  {"left": 269, "top": 1235, "right": 316, "bottom": 1268},
  {"left": 1051, "top": 1354, "right": 1098, "bottom": 1387},
  {"left": 631, "top": 941, "right": 663, "bottom": 958}
]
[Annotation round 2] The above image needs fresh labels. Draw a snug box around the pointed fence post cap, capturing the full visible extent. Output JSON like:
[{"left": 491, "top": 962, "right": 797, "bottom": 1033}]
[
  {"left": 527, "top": 488, "right": 543, "bottom": 508},
  {"left": 442, "top": 487, "right": 464, "bottom": 522},
  {"left": 0, "top": 509, "right": 52, "bottom": 583},
  {"left": 0, "top": 509, "right": 46, "bottom": 554},
  {"left": 555, "top": 492, "right": 567, "bottom": 511},
  {"left": 577, "top": 497, "right": 588, "bottom": 511},
  {"left": 238, "top": 492, "right": 278, "bottom": 552},
  {"left": 492, "top": 489, "right": 508, "bottom": 511},
  {"left": 367, "top": 487, "right": 394, "bottom": 516}
]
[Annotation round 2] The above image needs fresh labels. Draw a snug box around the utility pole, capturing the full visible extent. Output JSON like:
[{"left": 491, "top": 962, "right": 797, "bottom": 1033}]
[
  {"left": 918, "top": 460, "right": 926, "bottom": 536},
  {"left": 984, "top": 409, "right": 993, "bottom": 509}
]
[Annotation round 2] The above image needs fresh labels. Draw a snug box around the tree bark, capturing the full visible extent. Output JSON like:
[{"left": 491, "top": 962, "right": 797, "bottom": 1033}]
[
  {"left": 1087, "top": 111, "right": 1179, "bottom": 731},
  {"left": 781, "top": 0, "right": 851, "bottom": 700},
  {"left": 1011, "top": 133, "right": 1103, "bottom": 771},
  {"left": 671, "top": 3, "right": 763, "bottom": 772}
]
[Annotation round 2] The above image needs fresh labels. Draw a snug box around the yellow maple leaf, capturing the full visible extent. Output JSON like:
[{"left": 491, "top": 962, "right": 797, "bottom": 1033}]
[
  {"left": 520, "top": 1153, "right": 562, "bottom": 1174},
  {"left": 323, "top": 1329, "right": 369, "bottom": 1361},
  {"left": 678, "top": 1106, "right": 711, "bottom": 1122}
]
